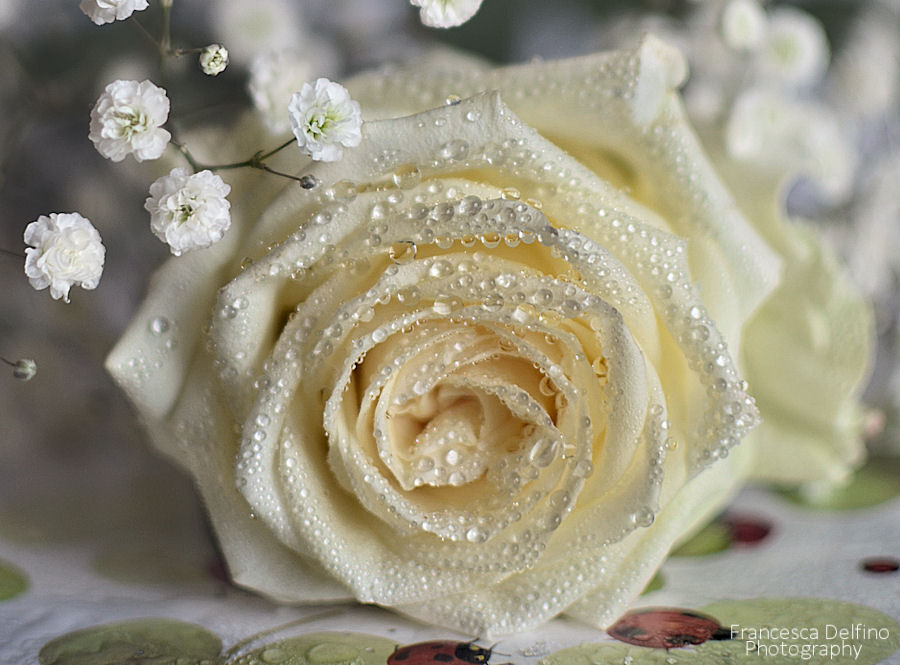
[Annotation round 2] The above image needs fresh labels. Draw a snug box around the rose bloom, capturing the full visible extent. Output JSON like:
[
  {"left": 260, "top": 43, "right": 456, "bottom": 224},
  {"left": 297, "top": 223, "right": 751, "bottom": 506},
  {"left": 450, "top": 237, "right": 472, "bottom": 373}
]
[{"left": 107, "top": 37, "right": 871, "bottom": 635}]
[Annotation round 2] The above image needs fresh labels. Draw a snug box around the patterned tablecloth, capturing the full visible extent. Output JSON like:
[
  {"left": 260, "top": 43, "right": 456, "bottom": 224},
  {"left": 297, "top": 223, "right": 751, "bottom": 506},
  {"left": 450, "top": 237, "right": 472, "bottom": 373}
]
[{"left": 1, "top": 449, "right": 898, "bottom": 664}]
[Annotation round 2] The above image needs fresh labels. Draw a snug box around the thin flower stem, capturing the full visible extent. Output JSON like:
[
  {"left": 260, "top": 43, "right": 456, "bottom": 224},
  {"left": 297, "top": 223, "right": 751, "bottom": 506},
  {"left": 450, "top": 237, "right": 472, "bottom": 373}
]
[
  {"left": 255, "top": 164, "right": 310, "bottom": 184},
  {"left": 0, "top": 357, "right": 15, "bottom": 367},
  {"left": 170, "top": 46, "right": 204, "bottom": 57},
  {"left": 170, "top": 139, "right": 202, "bottom": 171},
  {"left": 256, "top": 138, "right": 296, "bottom": 162},
  {"left": 159, "top": 0, "right": 173, "bottom": 86},
  {"left": 129, "top": 16, "right": 159, "bottom": 48},
  {"left": 0, "top": 247, "right": 25, "bottom": 260},
  {"left": 170, "top": 138, "right": 309, "bottom": 186}
]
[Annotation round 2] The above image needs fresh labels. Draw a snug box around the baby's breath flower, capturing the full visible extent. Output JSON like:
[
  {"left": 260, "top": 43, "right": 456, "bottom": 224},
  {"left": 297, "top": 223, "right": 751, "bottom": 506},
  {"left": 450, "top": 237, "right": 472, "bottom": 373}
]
[
  {"left": 410, "top": 0, "right": 484, "bottom": 28},
  {"left": 89, "top": 79, "right": 171, "bottom": 162},
  {"left": 757, "top": 6, "right": 829, "bottom": 88},
  {"left": 11, "top": 359, "right": 37, "bottom": 381},
  {"left": 719, "top": 0, "right": 766, "bottom": 52},
  {"left": 24, "top": 213, "right": 105, "bottom": 303},
  {"left": 288, "top": 78, "right": 362, "bottom": 162},
  {"left": 145, "top": 168, "right": 232, "bottom": 256},
  {"left": 199, "top": 44, "right": 229, "bottom": 76},
  {"left": 79, "top": 0, "right": 148, "bottom": 26}
]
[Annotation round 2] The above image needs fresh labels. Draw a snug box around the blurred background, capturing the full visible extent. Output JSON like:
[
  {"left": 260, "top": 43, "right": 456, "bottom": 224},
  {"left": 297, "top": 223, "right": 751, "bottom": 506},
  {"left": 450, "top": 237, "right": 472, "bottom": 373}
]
[{"left": 0, "top": 1, "right": 897, "bottom": 650}]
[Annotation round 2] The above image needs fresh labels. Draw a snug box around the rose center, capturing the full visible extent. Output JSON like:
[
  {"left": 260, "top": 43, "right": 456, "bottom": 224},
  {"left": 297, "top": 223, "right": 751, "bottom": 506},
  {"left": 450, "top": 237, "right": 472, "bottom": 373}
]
[{"left": 384, "top": 383, "right": 521, "bottom": 491}]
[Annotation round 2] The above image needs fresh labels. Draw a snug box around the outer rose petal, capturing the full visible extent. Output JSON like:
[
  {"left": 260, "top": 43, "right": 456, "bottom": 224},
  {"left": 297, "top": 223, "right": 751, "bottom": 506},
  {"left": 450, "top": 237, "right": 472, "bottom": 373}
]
[
  {"left": 346, "top": 35, "right": 782, "bottom": 350},
  {"left": 741, "top": 224, "right": 873, "bottom": 485},
  {"left": 696, "top": 135, "right": 874, "bottom": 487}
]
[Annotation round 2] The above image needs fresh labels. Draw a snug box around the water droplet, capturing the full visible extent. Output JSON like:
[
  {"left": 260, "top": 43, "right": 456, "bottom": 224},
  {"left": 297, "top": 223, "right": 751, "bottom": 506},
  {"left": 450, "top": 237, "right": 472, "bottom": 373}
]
[
  {"left": 445, "top": 94, "right": 461, "bottom": 105},
  {"left": 573, "top": 459, "right": 594, "bottom": 478},
  {"left": 329, "top": 180, "right": 358, "bottom": 201},
  {"left": 438, "top": 139, "right": 469, "bottom": 161},
  {"left": 481, "top": 232, "right": 501, "bottom": 249},
  {"left": 592, "top": 356, "right": 608, "bottom": 378},
  {"left": 501, "top": 187, "right": 521, "bottom": 200},
  {"left": 392, "top": 163, "right": 421, "bottom": 189},
  {"left": 428, "top": 260, "right": 453, "bottom": 278},
  {"left": 299, "top": 174, "right": 318, "bottom": 189},
  {"left": 481, "top": 293, "right": 504, "bottom": 312},
  {"left": 389, "top": 240, "right": 417, "bottom": 265},
  {"left": 148, "top": 316, "right": 170, "bottom": 336},
  {"left": 466, "top": 526, "right": 487, "bottom": 543},
  {"left": 529, "top": 438, "right": 559, "bottom": 468}
]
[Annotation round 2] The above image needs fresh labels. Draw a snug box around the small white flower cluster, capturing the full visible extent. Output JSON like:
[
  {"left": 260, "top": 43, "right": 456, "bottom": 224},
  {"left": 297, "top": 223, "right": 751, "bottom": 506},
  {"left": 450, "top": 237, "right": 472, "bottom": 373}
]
[
  {"left": 410, "top": 0, "right": 484, "bottom": 29},
  {"left": 79, "top": 0, "right": 148, "bottom": 26},
  {"left": 145, "top": 169, "right": 232, "bottom": 256},
  {"left": 89, "top": 79, "right": 171, "bottom": 163},
  {"left": 22, "top": 2, "right": 370, "bottom": 303},
  {"left": 24, "top": 213, "right": 106, "bottom": 302},
  {"left": 288, "top": 78, "right": 362, "bottom": 162}
]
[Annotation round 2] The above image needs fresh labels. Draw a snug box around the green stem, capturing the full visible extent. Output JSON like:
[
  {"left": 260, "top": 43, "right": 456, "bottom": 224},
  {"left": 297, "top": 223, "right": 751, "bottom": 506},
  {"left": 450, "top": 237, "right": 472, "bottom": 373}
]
[
  {"left": 159, "top": 0, "right": 173, "bottom": 86},
  {"left": 256, "top": 138, "right": 296, "bottom": 162},
  {"left": 129, "top": 16, "right": 159, "bottom": 49},
  {"left": 169, "top": 138, "right": 309, "bottom": 186}
]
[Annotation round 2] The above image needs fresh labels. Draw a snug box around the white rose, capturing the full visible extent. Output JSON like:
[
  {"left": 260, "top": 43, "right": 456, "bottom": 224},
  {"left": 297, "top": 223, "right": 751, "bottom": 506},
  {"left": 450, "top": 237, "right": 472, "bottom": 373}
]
[{"left": 106, "top": 36, "right": 872, "bottom": 636}]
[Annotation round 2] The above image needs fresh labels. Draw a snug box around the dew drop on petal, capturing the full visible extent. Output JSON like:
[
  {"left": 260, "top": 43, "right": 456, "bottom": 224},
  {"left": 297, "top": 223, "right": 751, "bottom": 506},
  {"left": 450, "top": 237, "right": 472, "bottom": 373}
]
[
  {"left": 148, "top": 316, "right": 170, "bottom": 336},
  {"left": 389, "top": 240, "right": 417, "bottom": 265},
  {"left": 392, "top": 164, "right": 422, "bottom": 189},
  {"left": 329, "top": 180, "right": 358, "bottom": 202}
]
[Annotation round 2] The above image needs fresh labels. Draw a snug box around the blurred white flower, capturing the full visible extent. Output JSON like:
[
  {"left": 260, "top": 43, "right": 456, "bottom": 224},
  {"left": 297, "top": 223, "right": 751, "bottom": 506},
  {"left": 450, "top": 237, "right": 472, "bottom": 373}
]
[
  {"left": 24, "top": 213, "right": 105, "bottom": 302},
  {"left": 845, "top": 154, "right": 900, "bottom": 299},
  {"left": 199, "top": 44, "right": 229, "bottom": 76},
  {"left": 757, "top": 6, "right": 829, "bottom": 88},
  {"left": 288, "top": 78, "right": 362, "bottom": 162},
  {"left": 249, "top": 49, "right": 317, "bottom": 134},
  {"left": 208, "top": 0, "right": 306, "bottom": 64},
  {"left": 144, "top": 168, "right": 232, "bottom": 256},
  {"left": 725, "top": 88, "right": 855, "bottom": 203},
  {"left": 11, "top": 358, "right": 37, "bottom": 381},
  {"left": 719, "top": 0, "right": 766, "bottom": 52},
  {"left": 89, "top": 79, "right": 170, "bottom": 162},
  {"left": 79, "top": 0, "right": 148, "bottom": 26},
  {"left": 411, "top": 0, "right": 484, "bottom": 28}
]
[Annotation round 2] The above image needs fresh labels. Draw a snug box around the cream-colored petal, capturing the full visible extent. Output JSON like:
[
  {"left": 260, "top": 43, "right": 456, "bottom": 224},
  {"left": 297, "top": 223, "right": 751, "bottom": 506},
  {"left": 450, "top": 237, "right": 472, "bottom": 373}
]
[
  {"left": 347, "top": 34, "right": 782, "bottom": 343},
  {"left": 741, "top": 223, "right": 873, "bottom": 485}
]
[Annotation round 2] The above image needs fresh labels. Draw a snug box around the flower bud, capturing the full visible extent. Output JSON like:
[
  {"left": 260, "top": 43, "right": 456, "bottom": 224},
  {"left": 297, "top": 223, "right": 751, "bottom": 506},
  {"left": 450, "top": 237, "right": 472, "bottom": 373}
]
[{"left": 200, "top": 44, "right": 229, "bottom": 76}]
